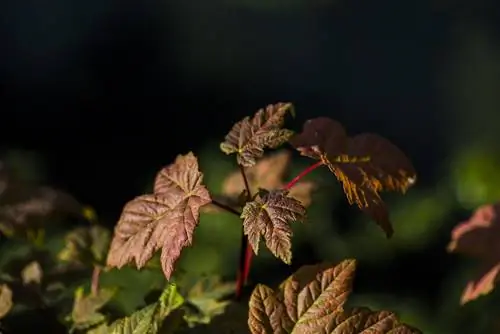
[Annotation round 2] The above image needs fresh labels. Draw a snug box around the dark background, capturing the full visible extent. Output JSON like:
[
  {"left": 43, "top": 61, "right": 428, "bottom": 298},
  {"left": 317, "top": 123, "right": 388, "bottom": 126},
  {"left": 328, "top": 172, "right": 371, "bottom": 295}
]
[{"left": 1, "top": 0, "right": 500, "bottom": 332}]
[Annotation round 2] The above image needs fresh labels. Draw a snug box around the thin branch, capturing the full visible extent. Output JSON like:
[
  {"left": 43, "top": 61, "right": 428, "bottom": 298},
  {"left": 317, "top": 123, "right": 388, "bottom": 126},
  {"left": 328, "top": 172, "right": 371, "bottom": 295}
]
[
  {"left": 91, "top": 265, "right": 101, "bottom": 296},
  {"left": 211, "top": 199, "right": 241, "bottom": 216}
]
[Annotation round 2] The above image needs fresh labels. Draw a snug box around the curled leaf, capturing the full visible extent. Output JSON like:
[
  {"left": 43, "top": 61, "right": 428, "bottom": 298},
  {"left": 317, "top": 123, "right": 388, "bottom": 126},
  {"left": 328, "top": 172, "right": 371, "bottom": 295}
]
[
  {"left": 21, "top": 261, "right": 43, "bottom": 285},
  {"left": 241, "top": 189, "right": 306, "bottom": 264},
  {"left": 447, "top": 203, "right": 500, "bottom": 304},
  {"left": 0, "top": 284, "right": 13, "bottom": 319},
  {"left": 220, "top": 103, "right": 294, "bottom": 167},
  {"left": 248, "top": 260, "right": 420, "bottom": 334},
  {"left": 290, "top": 117, "right": 416, "bottom": 237},
  {"left": 106, "top": 152, "right": 212, "bottom": 280}
]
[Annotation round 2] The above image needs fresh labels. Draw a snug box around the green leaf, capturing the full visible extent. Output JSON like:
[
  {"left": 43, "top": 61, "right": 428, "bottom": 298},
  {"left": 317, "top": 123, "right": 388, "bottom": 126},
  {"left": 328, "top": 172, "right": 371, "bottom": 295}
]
[{"left": 107, "top": 283, "right": 185, "bottom": 334}]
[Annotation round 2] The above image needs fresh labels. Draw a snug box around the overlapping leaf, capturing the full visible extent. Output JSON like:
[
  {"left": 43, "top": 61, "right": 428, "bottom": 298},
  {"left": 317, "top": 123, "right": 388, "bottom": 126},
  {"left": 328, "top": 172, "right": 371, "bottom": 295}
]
[
  {"left": 106, "top": 152, "right": 212, "bottom": 280},
  {"left": 290, "top": 117, "right": 416, "bottom": 237},
  {"left": 241, "top": 189, "right": 306, "bottom": 264},
  {"left": 220, "top": 103, "right": 295, "bottom": 167},
  {"left": 58, "top": 225, "right": 111, "bottom": 266},
  {"left": 0, "top": 284, "right": 12, "bottom": 319},
  {"left": 447, "top": 203, "right": 500, "bottom": 304},
  {"left": 248, "top": 259, "right": 420, "bottom": 334}
]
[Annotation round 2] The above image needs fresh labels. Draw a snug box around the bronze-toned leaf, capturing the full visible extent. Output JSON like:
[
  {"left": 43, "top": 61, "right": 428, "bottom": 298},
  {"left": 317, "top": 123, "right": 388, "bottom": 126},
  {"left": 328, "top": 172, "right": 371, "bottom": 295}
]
[
  {"left": 0, "top": 284, "right": 13, "bottom": 319},
  {"left": 290, "top": 117, "right": 416, "bottom": 237},
  {"left": 447, "top": 203, "right": 500, "bottom": 304},
  {"left": 21, "top": 261, "right": 43, "bottom": 285},
  {"left": 241, "top": 189, "right": 306, "bottom": 264},
  {"left": 248, "top": 260, "right": 421, "bottom": 334},
  {"left": 106, "top": 152, "right": 212, "bottom": 280},
  {"left": 220, "top": 103, "right": 295, "bottom": 167}
]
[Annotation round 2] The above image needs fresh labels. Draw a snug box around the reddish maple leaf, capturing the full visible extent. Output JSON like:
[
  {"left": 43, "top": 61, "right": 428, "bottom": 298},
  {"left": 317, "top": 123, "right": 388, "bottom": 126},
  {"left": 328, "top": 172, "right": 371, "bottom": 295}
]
[
  {"left": 289, "top": 117, "right": 416, "bottom": 237},
  {"left": 447, "top": 203, "right": 500, "bottom": 304},
  {"left": 203, "top": 150, "right": 316, "bottom": 214},
  {"left": 220, "top": 103, "right": 294, "bottom": 167},
  {"left": 241, "top": 189, "right": 306, "bottom": 264},
  {"left": 106, "top": 152, "right": 211, "bottom": 280}
]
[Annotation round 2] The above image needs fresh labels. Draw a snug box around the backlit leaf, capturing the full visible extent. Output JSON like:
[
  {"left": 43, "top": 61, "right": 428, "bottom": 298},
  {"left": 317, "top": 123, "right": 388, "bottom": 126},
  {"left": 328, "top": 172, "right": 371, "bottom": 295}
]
[
  {"left": 447, "top": 203, "right": 500, "bottom": 304},
  {"left": 248, "top": 260, "right": 420, "bottom": 333},
  {"left": 21, "top": 261, "right": 43, "bottom": 285},
  {"left": 0, "top": 284, "right": 12, "bottom": 319},
  {"left": 106, "top": 152, "right": 212, "bottom": 280},
  {"left": 220, "top": 103, "right": 294, "bottom": 167},
  {"left": 241, "top": 189, "right": 306, "bottom": 264},
  {"left": 290, "top": 117, "right": 416, "bottom": 237}
]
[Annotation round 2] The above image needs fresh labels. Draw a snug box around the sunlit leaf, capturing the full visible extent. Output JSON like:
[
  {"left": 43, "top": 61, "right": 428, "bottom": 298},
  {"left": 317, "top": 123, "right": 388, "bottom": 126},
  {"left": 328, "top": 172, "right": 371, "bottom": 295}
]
[
  {"left": 290, "top": 117, "right": 416, "bottom": 237},
  {"left": 106, "top": 152, "right": 212, "bottom": 280},
  {"left": 220, "top": 103, "right": 294, "bottom": 167},
  {"left": 241, "top": 189, "right": 306, "bottom": 264},
  {"left": 21, "top": 261, "right": 43, "bottom": 285}
]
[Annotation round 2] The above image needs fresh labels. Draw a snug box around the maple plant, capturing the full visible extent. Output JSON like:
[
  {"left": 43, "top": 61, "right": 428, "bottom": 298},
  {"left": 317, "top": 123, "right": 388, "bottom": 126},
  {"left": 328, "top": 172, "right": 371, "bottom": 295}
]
[{"left": 0, "top": 102, "right": 431, "bottom": 333}]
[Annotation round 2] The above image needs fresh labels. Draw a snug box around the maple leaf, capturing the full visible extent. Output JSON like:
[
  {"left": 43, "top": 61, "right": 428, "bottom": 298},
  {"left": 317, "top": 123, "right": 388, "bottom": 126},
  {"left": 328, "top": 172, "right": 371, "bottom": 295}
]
[
  {"left": 289, "top": 117, "right": 416, "bottom": 237},
  {"left": 106, "top": 152, "right": 212, "bottom": 280},
  {"left": 203, "top": 150, "right": 316, "bottom": 214},
  {"left": 70, "top": 286, "right": 116, "bottom": 331},
  {"left": 447, "top": 203, "right": 500, "bottom": 304},
  {"left": 220, "top": 103, "right": 295, "bottom": 167},
  {"left": 241, "top": 189, "right": 306, "bottom": 264},
  {"left": 248, "top": 259, "right": 420, "bottom": 334}
]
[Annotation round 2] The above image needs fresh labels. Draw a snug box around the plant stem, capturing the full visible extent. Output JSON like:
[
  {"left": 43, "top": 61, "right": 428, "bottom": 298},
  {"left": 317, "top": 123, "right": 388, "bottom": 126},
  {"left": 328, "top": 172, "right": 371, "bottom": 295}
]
[
  {"left": 211, "top": 199, "right": 241, "bottom": 216},
  {"left": 91, "top": 265, "right": 101, "bottom": 296},
  {"left": 235, "top": 165, "right": 253, "bottom": 300},
  {"left": 235, "top": 160, "right": 324, "bottom": 300},
  {"left": 284, "top": 160, "right": 323, "bottom": 190}
]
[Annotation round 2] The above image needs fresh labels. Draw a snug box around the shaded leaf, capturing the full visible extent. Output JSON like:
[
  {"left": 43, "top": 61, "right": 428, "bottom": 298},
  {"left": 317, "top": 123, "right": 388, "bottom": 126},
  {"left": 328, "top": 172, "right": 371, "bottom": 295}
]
[
  {"left": 248, "top": 260, "right": 420, "bottom": 333},
  {"left": 58, "top": 225, "right": 111, "bottom": 265},
  {"left": 241, "top": 189, "right": 306, "bottom": 264},
  {"left": 182, "top": 276, "right": 236, "bottom": 326},
  {"left": 70, "top": 286, "right": 116, "bottom": 330},
  {"left": 106, "top": 152, "right": 212, "bottom": 280},
  {"left": 220, "top": 103, "right": 294, "bottom": 167},
  {"left": 290, "top": 117, "right": 416, "bottom": 237},
  {"left": 447, "top": 203, "right": 500, "bottom": 304},
  {"left": 107, "top": 283, "right": 185, "bottom": 334},
  {"left": 0, "top": 284, "right": 13, "bottom": 319},
  {"left": 21, "top": 261, "right": 43, "bottom": 285}
]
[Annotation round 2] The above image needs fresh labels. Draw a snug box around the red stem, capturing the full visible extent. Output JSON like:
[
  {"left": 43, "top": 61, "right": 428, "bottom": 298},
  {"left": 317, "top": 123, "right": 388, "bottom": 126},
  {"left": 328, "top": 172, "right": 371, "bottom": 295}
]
[{"left": 235, "top": 160, "right": 324, "bottom": 299}]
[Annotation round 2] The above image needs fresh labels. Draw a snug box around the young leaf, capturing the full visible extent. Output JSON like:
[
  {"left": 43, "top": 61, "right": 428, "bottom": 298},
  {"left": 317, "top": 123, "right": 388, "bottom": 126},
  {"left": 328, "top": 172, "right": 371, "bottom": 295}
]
[
  {"left": 241, "top": 189, "right": 306, "bottom": 264},
  {"left": 21, "top": 261, "right": 43, "bottom": 285},
  {"left": 58, "top": 225, "right": 111, "bottom": 266},
  {"left": 0, "top": 284, "right": 13, "bottom": 319},
  {"left": 106, "top": 283, "right": 185, "bottom": 334},
  {"left": 248, "top": 260, "right": 420, "bottom": 334},
  {"left": 70, "top": 286, "right": 116, "bottom": 331},
  {"left": 289, "top": 117, "right": 416, "bottom": 237},
  {"left": 447, "top": 203, "right": 500, "bottom": 304},
  {"left": 220, "top": 103, "right": 295, "bottom": 167},
  {"left": 106, "top": 152, "right": 211, "bottom": 280}
]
